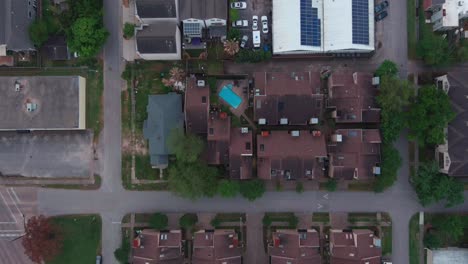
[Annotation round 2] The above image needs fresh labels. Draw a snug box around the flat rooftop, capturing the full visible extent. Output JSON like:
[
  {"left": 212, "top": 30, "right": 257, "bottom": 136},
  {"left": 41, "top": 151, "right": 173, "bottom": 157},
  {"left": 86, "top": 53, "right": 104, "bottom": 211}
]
[{"left": 0, "top": 76, "right": 86, "bottom": 130}]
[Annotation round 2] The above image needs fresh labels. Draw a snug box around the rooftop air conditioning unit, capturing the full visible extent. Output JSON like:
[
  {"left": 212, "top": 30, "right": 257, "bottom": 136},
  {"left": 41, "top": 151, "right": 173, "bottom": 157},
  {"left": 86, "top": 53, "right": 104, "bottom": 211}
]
[
  {"left": 197, "top": 80, "right": 205, "bottom": 87},
  {"left": 373, "top": 166, "right": 381, "bottom": 175},
  {"left": 291, "top": 130, "right": 300, "bottom": 137},
  {"left": 310, "top": 117, "right": 319, "bottom": 124},
  {"left": 332, "top": 134, "right": 343, "bottom": 142},
  {"left": 372, "top": 76, "right": 380, "bottom": 86},
  {"left": 15, "top": 82, "right": 20, "bottom": 92},
  {"left": 280, "top": 118, "right": 288, "bottom": 125},
  {"left": 241, "top": 127, "right": 249, "bottom": 134},
  {"left": 258, "top": 118, "right": 266, "bottom": 125}
]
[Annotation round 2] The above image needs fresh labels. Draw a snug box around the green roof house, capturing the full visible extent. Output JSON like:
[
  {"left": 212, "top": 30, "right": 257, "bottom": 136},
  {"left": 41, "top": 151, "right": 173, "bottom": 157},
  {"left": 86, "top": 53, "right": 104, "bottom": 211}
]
[{"left": 143, "top": 93, "right": 184, "bottom": 169}]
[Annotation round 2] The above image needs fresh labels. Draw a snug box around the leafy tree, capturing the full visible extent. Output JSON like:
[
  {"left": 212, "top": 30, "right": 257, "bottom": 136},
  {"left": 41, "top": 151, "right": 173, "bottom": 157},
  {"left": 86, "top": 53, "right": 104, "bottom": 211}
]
[
  {"left": 22, "top": 215, "right": 63, "bottom": 263},
  {"left": 417, "top": 29, "right": 452, "bottom": 66},
  {"left": 424, "top": 232, "right": 442, "bottom": 249},
  {"left": 217, "top": 180, "right": 240, "bottom": 198},
  {"left": 431, "top": 215, "right": 464, "bottom": 246},
  {"left": 407, "top": 85, "right": 455, "bottom": 146},
  {"left": 227, "top": 28, "right": 240, "bottom": 41},
  {"left": 29, "top": 20, "right": 49, "bottom": 47},
  {"left": 121, "top": 63, "right": 133, "bottom": 82},
  {"left": 375, "top": 60, "right": 399, "bottom": 77},
  {"left": 380, "top": 111, "right": 406, "bottom": 144},
  {"left": 412, "top": 162, "right": 464, "bottom": 207},
  {"left": 288, "top": 214, "right": 299, "bottom": 229},
  {"left": 167, "top": 129, "right": 204, "bottom": 163},
  {"left": 374, "top": 144, "right": 402, "bottom": 192},
  {"left": 262, "top": 214, "right": 272, "bottom": 227},
  {"left": 325, "top": 178, "right": 337, "bottom": 192},
  {"left": 68, "top": 17, "right": 109, "bottom": 58},
  {"left": 149, "top": 213, "right": 168, "bottom": 230},
  {"left": 114, "top": 236, "right": 130, "bottom": 264},
  {"left": 295, "top": 182, "right": 304, "bottom": 193},
  {"left": 168, "top": 162, "right": 219, "bottom": 199},
  {"left": 123, "top": 23, "right": 135, "bottom": 39},
  {"left": 240, "top": 179, "right": 265, "bottom": 201},
  {"left": 210, "top": 217, "right": 221, "bottom": 228},
  {"left": 179, "top": 213, "right": 198, "bottom": 229}
]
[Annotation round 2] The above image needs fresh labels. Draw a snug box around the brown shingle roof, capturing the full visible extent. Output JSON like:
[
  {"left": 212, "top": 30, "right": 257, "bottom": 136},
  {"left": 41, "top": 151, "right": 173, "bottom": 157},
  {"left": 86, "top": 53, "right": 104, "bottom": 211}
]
[
  {"left": 257, "top": 130, "right": 327, "bottom": 180},
  {"left": 328, "top": 129, "right": 381, "bottom": 180},
  {"left": 192, "top": 230, "right": 242, "bottom": 264},
  {"left": 205, "top": 112, "right": 230, "bottom": 165},
  {"left": 329, "top": 229, "right": 382, "bottom": 264},
  {"left": 185, "top": 76, "right": 209, "bottom": 135},
  {"left": 229, "top": 128, "right": 253, "bottom": 179},
  {"left": 327, "top": 72, "right": 380, "bottom": 123},
  {"left": 132, "top": 229, "right": 183, "bottom": 264},
  {"left": 254, "top": 72, "right": 323, "bottom": 125},
  {"left": 269, "top": 229, "right": 322, "bottom": 264}
]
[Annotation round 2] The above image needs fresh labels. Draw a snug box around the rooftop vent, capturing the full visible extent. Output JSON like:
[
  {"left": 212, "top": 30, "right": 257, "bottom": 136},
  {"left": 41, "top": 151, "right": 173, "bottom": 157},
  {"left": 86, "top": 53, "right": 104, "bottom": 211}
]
[
  {"left": 15, "top": 82, "right": 20, "bottom": 92},
  {"left": 26, "top": 103, "right": 37, "bottom": 112}
]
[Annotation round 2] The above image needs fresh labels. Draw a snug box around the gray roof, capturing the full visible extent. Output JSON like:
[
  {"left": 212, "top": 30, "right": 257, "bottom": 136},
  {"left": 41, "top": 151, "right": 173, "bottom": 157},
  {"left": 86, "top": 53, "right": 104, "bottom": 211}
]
[
  {"left": 143, "top": 93, "right": 184, "bottom": 168},
  {"left": 136, "top": 0, "right": 177, "bottom": 19},
  {"left": 179, "top": 0, "right": 227, "bottom": 20},
  {"left": 0, "top": 0, "right": 36, "bottom": 51},
  {"left": 446, "top": 72, "right": 468, "bottom": 177},
  {"left": 136, "top": 22, "right": 178, "bottom": 54}
]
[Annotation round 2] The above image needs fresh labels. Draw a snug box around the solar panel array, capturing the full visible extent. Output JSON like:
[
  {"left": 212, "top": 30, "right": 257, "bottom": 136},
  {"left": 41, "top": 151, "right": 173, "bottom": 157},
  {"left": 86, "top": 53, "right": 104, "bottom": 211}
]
[
  {"left": 352, "top": 0, "right": 369, "bottom": 45},
  {"left": 184, "top": 22, "right": 201, "bottom": 37},
  {"left": 300, "top": 0, "right": 321, "bottom": 47}
]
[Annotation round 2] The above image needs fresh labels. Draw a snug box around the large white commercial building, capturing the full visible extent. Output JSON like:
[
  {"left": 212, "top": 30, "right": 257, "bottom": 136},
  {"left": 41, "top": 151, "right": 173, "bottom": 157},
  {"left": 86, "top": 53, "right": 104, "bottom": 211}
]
[{"left": 272, "top": 0, "right": 375, "bottom": 55}]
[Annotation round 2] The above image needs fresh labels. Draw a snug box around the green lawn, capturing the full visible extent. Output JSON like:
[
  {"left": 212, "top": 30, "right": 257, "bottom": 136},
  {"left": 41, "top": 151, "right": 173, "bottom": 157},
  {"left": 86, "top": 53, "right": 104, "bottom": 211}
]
[
  {"left": 348, "top": 213, "right": 378, "bottom": 223},
  {"left": 409, "top": 214, "right": 420, "bottom": 264},
  {"left": 407, "top": 0, "right": 417, "bottom": 59},
  {"left": 312, "top": 213, "right": 330, "bottom": 223},
  {"left": 47, "top": 215, "right": 101, "bottom": 264},
  {"left": 121, "top": 154, "right": 169, "bottom": 190},
  {"left": 45, "top": 175, "right": 102, "bottom": 190},
  {"left": 382, "top": 226, "right": 392, "bottom": 255},
  {"left": 348, "top": 182, "right": 374, "bottom": 191},
  {"left": 135, "top": 154, "right": 160, "bottom": 180},
  {"left": 86, "top": 69, "right": 104, "bottom": 141}
]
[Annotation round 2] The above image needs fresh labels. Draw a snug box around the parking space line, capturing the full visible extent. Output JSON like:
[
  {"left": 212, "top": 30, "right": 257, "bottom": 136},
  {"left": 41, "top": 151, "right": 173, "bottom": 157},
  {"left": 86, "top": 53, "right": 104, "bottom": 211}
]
[
  {"left": 8, "top": 188, "right": 21, "bottom": 203},
  {"left": 0, "top": 191, "right": 17, "bottom": 224},
  {"left": 7, "top": 188, "right": 23, "bottom": 216}
]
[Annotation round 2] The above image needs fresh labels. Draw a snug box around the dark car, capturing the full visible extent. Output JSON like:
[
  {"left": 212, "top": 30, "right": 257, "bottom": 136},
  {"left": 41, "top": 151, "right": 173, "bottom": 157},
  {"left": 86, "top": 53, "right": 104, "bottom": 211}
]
[
  {"left": 375, "top": 11, "right": 388, "bottom": 21},
  {"left": 375, "top": 1, "right": 389, "bottom": 14}
]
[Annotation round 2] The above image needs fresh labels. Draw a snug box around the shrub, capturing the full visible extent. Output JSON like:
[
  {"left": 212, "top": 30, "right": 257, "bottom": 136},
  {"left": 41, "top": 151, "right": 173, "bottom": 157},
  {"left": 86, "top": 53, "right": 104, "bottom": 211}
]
[
  {"left": 217, "top": 180, "right": 240, "bottom": 198},
  {"left": 325, "top": 178, "right": 337, "bottom": 192},
  {"left": 210, "top": 217, "right": 221, "bottom": 228},
  {"left": 179, "top": 213, "right": 198, "bottom": 229},
  {"left": 149, "top": 213, "right": 168, "bottom": 230},
  {"left": 262, "top": 214, "right": 272, "bottom": 227},
  {"left": 240, "top": 180, "right": 265, "bottom": 201},
  {"left": 295, "top": 182, "right": 304, "bottom": 193},
  {"left": 235, "top": 49, "right": 272, "bottom": 63},
  {"left": 114, "top": 236, "right": 130, "bottom": 264},
  {"left": 123, "top": 22, "right": 135, "bottom": 39}
]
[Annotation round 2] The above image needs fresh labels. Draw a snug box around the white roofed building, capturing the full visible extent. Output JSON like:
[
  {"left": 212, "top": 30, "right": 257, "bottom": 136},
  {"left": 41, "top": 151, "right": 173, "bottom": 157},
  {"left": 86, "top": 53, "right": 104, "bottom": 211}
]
[{"left": 272, "top": 0, "right": 374, "bottom": 55}]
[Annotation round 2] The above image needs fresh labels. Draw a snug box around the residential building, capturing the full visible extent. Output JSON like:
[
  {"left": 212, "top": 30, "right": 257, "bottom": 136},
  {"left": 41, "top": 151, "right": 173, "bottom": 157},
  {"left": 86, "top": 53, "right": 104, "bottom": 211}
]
[
  {"left": 435, "top": 72, "right": 468, "bottom": 178},
  {"left": 192, "top": 229, "right": 242, "bottom": 264},
  {"left": 329, "top": 229, "right": 382, "bottom": 264},
  {"left": 272, "top": 0, "right": 374, "bottom": 55},
  {"left": 269, "top": 229, "right": 322, "bottom": 264},
  {"left": 132, "top": 229, "right": 184, "bottom": 264},
  {"left": 257, "top": 130, "right": 327, "bottom": 180},
  {"left": 229, "top": 127, "right": 253, "bottom": 180},
  {"left": 426, "top": 247, "right": 468, "bottom": 264},
  {"left": 179, "top": 0, "right": 227, "bottom": 50},
  {"left": 185, "top": 76, "right": 210, "bottom": 136},
  {"left": 0, "top": 0, "right": 37, "bottom": 56},
  {"left": 135, "top": 0, "right": 181, "bottom": 60},
  {"left": 206, "top": 111, "right": 231, "bottom": 165},
  {"left": 253, "top": 72, "right": 323, "bottom": 126},
  {"left": 328, "top": 129, "right": 381, "bottom": 180},
  {"left": 327, "top": 72, "right": 380, "bottom": 124},
  {"left": 42, "top": 36, "right": 70, "bottom": 61},
  {"left": 0, "top": 76, "right": 86, "bottom": 131},
  {"left": 143, "top": 93, "right": 184, "bottom": 169},
  {"left": 424, "top": 0, "right": 468, "bottom": 31}
]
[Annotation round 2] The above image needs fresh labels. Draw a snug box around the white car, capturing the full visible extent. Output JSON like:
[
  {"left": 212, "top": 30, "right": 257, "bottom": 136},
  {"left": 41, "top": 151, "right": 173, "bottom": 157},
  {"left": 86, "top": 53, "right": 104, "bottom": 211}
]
[
  {"left": 261, "top": 16, "right": 268, "bottom": 34},
  {"left": 240, "top": 35, "right": 249, "bottom": 48},
  {"left": 231, "top": 20, "right": 249, "bottom": 28},
  {"left": 252, "top": 15, "right": 258, "bottom": 31},
  {"left": 230, "top": 2, "right": 247, "bottom": 9}
]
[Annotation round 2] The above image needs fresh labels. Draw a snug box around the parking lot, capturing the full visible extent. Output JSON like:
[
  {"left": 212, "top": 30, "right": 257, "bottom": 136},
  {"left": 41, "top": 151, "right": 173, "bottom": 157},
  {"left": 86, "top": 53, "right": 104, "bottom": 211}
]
[
  {"left": 230, "top": 0, "right": 272, "bottom": 50},
  {"left": 0, "top": 131, "right": 94, "bottom": 178}
]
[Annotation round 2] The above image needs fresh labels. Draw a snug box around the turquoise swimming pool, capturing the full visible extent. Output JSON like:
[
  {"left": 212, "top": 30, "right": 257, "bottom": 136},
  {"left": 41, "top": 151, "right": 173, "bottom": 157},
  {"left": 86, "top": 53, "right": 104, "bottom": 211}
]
[{"left": 219, "top": 84, "right": 242, "bottom": 109}]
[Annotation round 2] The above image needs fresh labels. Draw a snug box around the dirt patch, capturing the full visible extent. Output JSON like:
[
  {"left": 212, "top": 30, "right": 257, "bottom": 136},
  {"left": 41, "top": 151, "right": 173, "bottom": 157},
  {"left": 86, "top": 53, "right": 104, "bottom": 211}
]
[{"left": 122, "top": 136, "right": 147, "bottom": 155}]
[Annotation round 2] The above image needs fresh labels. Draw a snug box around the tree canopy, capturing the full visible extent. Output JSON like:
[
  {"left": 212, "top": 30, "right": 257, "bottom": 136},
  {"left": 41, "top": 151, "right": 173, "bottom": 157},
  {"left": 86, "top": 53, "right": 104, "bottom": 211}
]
[
  {"left": 425, "top": 215, "right": 465, "bottom": 249},
  {"left": 123, "top": 23, "right": 135, "bottom": 39},
  {"left": 375, "top": 60, "right": 399, "bottom": 77},
  {"left": 167, "top": 129, "right": 204, "bottom": 163},
  {"left": 412, "top": 162, "right": 464, "bottom": 207},
  {"left": 407, "top": 85, "right": 455, "bottom": 146},
  {"left": 168, "top": 161, "right": 219, "bottom": 199},
  {"left": 374, "top": 143, "right": 402, "bottom": 192},
  {"left": 179, "top": 213, "right": 198, "bottom": 229},
  {"left": 417, "top": 28, "right": 452, "bottom": 66},
  {"left": 22, "top": 215, "right": 63, "bottom": 263},
  {"left": 68, "top": 17, "right": 109, "bottom": 58},
  {"left": 217, "top": 180, "right": 240, "bottom": 198},
  {"left": 240, "top": 180, "right": 265, "bottom": 201},
  {"left": 149, "top": 213, "right": 168, "bottom": 230},
  {"left": 29, "top": 20, "right": 50, "bottom": 47}
]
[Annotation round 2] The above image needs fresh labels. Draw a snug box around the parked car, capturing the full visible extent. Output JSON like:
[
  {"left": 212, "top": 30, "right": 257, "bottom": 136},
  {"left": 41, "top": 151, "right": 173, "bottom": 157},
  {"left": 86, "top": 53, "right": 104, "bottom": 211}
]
[
  {"left": 375, "top": 10, "right": 388, "bottom": 21},
  {"left": 230, "top": 2, "right": 247, "bottom": 9},
  {"left": 374, "top": 0, "right": 389, "bottom": 14},
  {"left": 232, "top": 20, "right": 249, "bottom": 28},
  {"left": 252, "top": 15, "right": 258, "bottom": 30},
  {"left": 96, "top": 255, "right": 102, "bottom": 264},
  {"left": 261, "top": 16, "right": 268, "bottom": 34},
  {"left": 240, "top": 35, "right": 249, "bottom": 48}
]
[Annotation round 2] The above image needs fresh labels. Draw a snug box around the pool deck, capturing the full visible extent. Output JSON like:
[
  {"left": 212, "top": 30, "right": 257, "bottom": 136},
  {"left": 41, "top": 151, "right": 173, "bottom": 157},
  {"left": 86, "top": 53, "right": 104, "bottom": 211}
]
[{"left": 218, "top": 79, "right": 249, "bottom": 117}]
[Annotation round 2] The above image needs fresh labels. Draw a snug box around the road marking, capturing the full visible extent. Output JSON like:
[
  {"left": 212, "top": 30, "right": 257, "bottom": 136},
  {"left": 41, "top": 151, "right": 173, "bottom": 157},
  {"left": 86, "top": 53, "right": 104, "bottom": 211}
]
[
  {"left": 9, "top": 188, "right": 21, "bottom": 203},
  {"left": 111, "top": 221, "right": 121, "bottom": 224},
  {"left": 7, "top": 188, "right": 23, "bottom": 217},
  {"left": 0, "top": 190, "right": 17, "bottom": 224},
  {"left": 323, "top": 193, "right": 329, "bottom": 200},
  {"left": 317, "top": 203, "right": 323, "bottom": 209}
]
